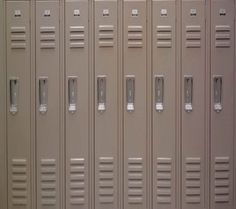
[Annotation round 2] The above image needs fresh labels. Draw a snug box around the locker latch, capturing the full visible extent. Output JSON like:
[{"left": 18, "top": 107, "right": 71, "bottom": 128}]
[
  {"left": 213, "top": 76, "right": 223, "bottom": 112},
  {"left": 184, "top": 76, "right": 193, "bottom": 112},
  {"left": 155, "top": 75, "right": 164, "bottom": 112},
  {"left": 39, "top": 77, "right": 48, "bottom": 114},
  {"left": 126, "top": 75, "right": 135, "bottom": 112},
  {"left": 97, "top": 75, "right": 106, "bottom": 112},
  {"left": 9, "top": 78, "right": 19, "bottom": 115},
  {"left": 68, "top": 76, "right": 77, "bottom": 114}
]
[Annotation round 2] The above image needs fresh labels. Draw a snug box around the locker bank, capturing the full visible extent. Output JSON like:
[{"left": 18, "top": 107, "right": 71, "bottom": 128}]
[{"left": 0, "top": 0, "right": 235, "bottom": 209}]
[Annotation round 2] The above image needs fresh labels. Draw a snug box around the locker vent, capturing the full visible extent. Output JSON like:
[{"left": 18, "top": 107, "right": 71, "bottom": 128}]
[
  {"left": 69, "top": 26, "right": 85, "bottom": 48},
  {"left": 156, "top": 25, "right": 172, "bottom": 48},
  {"left": 70, "top": 158, "right": 85, "bottom": 205},
  {"left": 185, "top": 157, "right": 201, "bottom": 204},
  {"left": 10, "top": 26, "right": 27, "bottom": 49},
  {"left": 98, "top": 157, "right": 114, "bottom": 204},
  {"left": 40, "top": 159, "right": 57, "bottom": 206},
  {"left": 215, "top": 25, "right": 231, "bottom": 48},
  {"left": 185, "top": 25, "right": 201, "bottom": 48},
  {"left": 156, "top": 158, "right": 172, "bottom": 204},
  {"left": 127, "top": 26, "right": 143, "bottom": 48},
  {"left": 11, "top": 159, "right": 28, "bottom": 206},
  {"left": 40, "top": 26, "right": 56, "bottom": 49},
  {"left": 98, "top": 25, "right": 114, "bottom": 47},
  {"left": 214, "top": 156, "right": 230, "bottom": 203},
  {"left": 128, "top": 158, "right": 143, "bottom": 204}
]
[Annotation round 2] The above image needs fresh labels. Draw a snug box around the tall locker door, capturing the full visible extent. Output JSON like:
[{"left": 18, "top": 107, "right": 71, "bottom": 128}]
[
  {"left": 181, "top": 1, "right": 206, "bottom": 209},
  {"left": 65, "top": 1, "right": 89, "bottom": 209},
  {"left": 94, "top": 1, "right": 119, "bottom": 209},
  {"left": 123, "top": 1, "right": 147, "bottom": 209},
  {"left": 210, "top": 0, "right": 235, "bottom": 209},
  {"left": 152, "top": 1, "right": 176, "bottom": 208},
  {"left": 6, "top": 2, "right": 31, "bottom": 209},
  {"left": 36, "top": 1, "right": 60, "bottom": 209}
]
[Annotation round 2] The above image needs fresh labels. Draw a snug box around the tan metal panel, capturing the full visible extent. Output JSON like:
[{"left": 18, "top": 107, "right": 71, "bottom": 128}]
[
  {"left": 152, "top": 1, "right": 176, "bottom": 208},
  {"left": 181, "top": 1, "right": 206, "bottom": 209},
  {"left": 94, "top": 1, "right": 119, "bottom": 209},
  {"left": 36, "top": 1, "right": 61, "bottom": 209},
  {"left": 210, "top": 1, "right": 235, "bottom": 209},
  {"left": 65, "top": 1, "right": 89, "bottom": 209},
  {"left": 6, "top": 2, "right": 31, "bottom": 209},
  {"left": 123, "top": 1, "right": 147, "bottom": 208}
]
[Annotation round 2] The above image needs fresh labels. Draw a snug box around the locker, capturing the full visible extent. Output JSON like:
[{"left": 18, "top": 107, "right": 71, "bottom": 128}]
[
  {"left": 152, "top": 1, "right": 176, "bottom": 208},
  {"left": 65, "top": 1, "right": 89, "bottom": 209},
  {"left": 210, "top": 1, "right": 235, "bottom": 209},
  {"left": 36, "top": 1, "right": 61, "bottom": 209},
  {"left": 6, "top": 2, "right": 31, "bottom": 209},
  {"left": 94, "top": 1, "right": 119, "bottom": 209},
  {"left": 123, "top": 0, "right": 147, "bottom": 208},
  {"left": 181, "top": 1, "right": 206, "bottom": 209}
]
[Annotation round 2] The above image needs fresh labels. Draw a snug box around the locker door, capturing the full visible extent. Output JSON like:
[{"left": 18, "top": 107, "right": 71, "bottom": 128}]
[
  {"left": 6, "top": 2, "right": 31, "bottom": 209},
  {"left": 152, "top": 1, "right": 176, "bottom": 208},
  {"left": 65, "top": 1, "right": 89, "bottom": 209},
  {"left": 123, "top": 1, "right": 147, "bottom": 209},
  {"left": 181, "top": 1, "right": 206, "bottom": 209},
  {"left": 210, "top": 1, "right": 235, "bottom": 209},
  {"left": 94, "top": 1, "right": 119, "bottom": 209},
  {"left": 36, "top": 1, "right": 60, "bottom": 209}
]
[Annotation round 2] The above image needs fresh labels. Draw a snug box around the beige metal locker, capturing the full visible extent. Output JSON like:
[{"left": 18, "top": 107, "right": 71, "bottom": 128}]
[
  {"left": 210, "top": 0, "right": 235, "bottom": 209},
  {"left": 152, "top": 1, "right": 176, "bottom": 208},
  {"left": 94, "top": 0, "right": 119, "bottom": 209},
  {"left": 35, "top": 1, "right": 61, "bottom": 209},
  {"left": 181, "top": 1, "right": 207, "bottom": 208},
  {"left": 65, "top": 1, "right": 89, "bottom": 209},
  {"left": 123, "top": 0, "right": 147, "bottom": 208},
  {"left": 6, "top": 2, "right": 31, "bottom": 209}
]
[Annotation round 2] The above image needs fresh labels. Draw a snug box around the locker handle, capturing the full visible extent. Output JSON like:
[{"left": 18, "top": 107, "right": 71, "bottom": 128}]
[
  {"left": 155, "top": 75, "right": 164, "bottom": 112},
  {"left": 9, "top": 78, "right": 19, "bottom": 115},
  {"left": 39, "top": 77, "right": 48, "bottom": 114},
  {"left": 213, "top": 76, "right": 223, "bottom": 112},
  {"left": 68, "top": 76, "right": 77, "bottom": 114},
  {"left": 126, "top": 75, "right": 135, "bottom": 112},
  {"left": 184, "top": 75, "right": 193, "bottom": 112},
  {"left": 97, "top": 75, "right": 106, "bottom": 112}
]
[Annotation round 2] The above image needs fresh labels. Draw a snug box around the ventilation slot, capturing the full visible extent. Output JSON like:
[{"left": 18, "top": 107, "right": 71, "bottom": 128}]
[
  {"left": 156, "top": 158, "right": 172, "bottom": 204},
  {"left": 185, "top": 25, "right": 201, "bottom": 48},
  {"left": 98, "top": 25, "right": 114, "bottom": 47},
  {"left": 215, "top": 25, "right": 231, "bottom": 48},
  {"left": 40, "top": 159, "right": 56, "bottom": 206},
  {"left": 185, "top": 157, "right": 201, "bottom": 204},
  {"left": 11, "top": 159, "right": 28, "bottom": 206},
  {"left": 128, "top": 26, "right": 143, "bottom": 48},
  {"left": 128, "top": 158, "right": 143, "bottom": 204},
  {"left": 10, "top": 26, "right": 27, "bottom": 49},
  {"left": 70, "top": 26, "right": 85, "bottom": 48},
  {"left": 70, "top": 158, "right": 86, "bottom": 205},
  {"left": 156, "top": 25, "right": 172, "bottom": 48},
  {"left": 99, "top": 157, "right": 114, "bottom": 204},
  {"left": 40, "top": 26, "right": 56, "bottom": 49},
  {"left": 214, "top": 157, "right": 230, "bottom": 203}
]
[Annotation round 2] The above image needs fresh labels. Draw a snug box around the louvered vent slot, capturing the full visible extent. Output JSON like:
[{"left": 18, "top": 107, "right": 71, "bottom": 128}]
[
  {"left": 70, "top": 158, "right": 85, "bottom": 205},
  {"left": 185, "top": 25, "right": 201, "bottom": 48},
  {"left": 99, "top": 157, "right": 114, "bottom": 204},
  {"left": 11, "top": 159, "right": 28, "bottom": 206},
  {"left": 214, "top": 157, "right": 230, "bottom": 203},
  {"left": 40, "top": 26, "right": 56, "bottom": 49},
  {"left": 156, "top": 26, "right": 172, "bottom": 48},
  {"left": 41, "top": 159, "right": 56, "bottom": 206},
  {"left": 11, "top": 26, "right": 26, "bottom": 49},
  {"left": 185, "top": 157, "right": 201, "bottom": 204},
  {"left": 215, "top": 25, "right": 231, "bottom": 48},
  {"left": 156, "top": 158, "right": 172, "bottom": 204},
  {"left": 98, "top": 25, "right": 114, "bottom": 47},
  {"left": 128, "top": 158, "right": 143, "bottom": 204},
  {"left": 70, "top": 26, "right": 85, "bottom": 48},
  {"left": 128, "top": 26, "right": 143, "bottom": 48}
]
